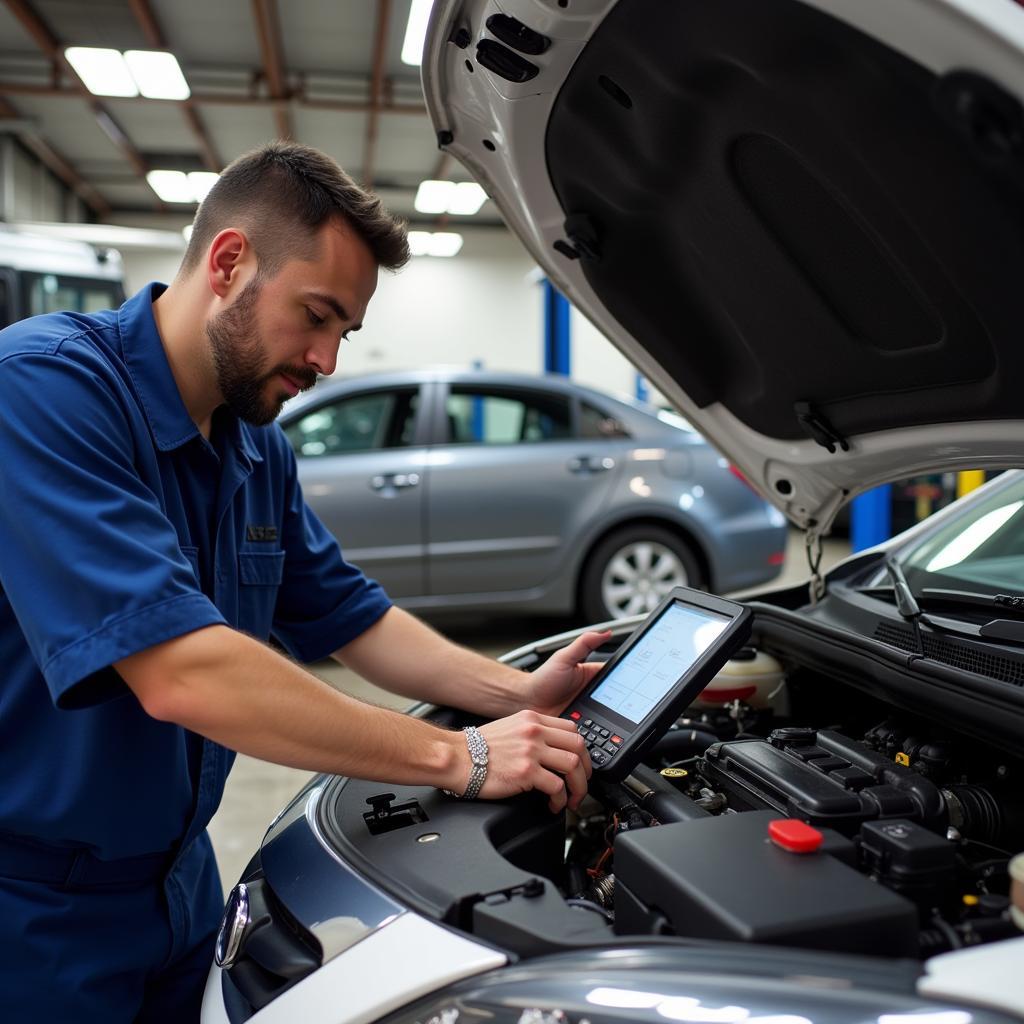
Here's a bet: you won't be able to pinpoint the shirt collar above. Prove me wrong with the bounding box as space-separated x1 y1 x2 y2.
118 282 263 464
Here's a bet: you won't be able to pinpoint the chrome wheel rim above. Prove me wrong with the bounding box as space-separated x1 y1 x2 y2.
600 540 689 617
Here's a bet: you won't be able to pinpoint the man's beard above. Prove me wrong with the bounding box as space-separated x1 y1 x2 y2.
206 277 318 427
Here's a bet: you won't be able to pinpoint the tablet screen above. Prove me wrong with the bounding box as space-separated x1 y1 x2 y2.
588 601 731 725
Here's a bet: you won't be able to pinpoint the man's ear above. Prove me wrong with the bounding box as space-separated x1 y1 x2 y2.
206 228 250 299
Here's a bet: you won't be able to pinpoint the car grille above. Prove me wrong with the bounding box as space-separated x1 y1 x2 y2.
874 622 1024 686
219 871 321 1023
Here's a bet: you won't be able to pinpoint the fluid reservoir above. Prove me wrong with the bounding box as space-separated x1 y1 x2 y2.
692 649 785 710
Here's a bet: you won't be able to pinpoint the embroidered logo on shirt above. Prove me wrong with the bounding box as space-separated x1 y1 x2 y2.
246 525 279 542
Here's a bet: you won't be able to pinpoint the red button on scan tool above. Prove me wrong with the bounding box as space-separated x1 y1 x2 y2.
768 818 823 854
569 710 581 721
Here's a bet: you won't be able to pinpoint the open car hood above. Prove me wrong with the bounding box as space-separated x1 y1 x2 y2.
423 0 1024 532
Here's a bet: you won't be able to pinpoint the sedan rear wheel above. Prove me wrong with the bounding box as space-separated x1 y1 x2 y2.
580 525 703 623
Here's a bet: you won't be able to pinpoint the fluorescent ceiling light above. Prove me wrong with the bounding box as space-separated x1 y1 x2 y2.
147 170 220 204
414 179 487 215
401 0 433 65
407 230 463 257
187 171 220 202
124 50 190 100
407 231 433 256
147 170 194 203
426 231 463 257
64 47 138 97
414 179 453 214
447 182 487 215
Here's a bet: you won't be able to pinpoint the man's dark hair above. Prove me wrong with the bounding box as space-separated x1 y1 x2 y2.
180 141 409 277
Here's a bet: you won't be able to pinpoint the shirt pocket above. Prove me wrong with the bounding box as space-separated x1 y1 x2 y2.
238 551 285 637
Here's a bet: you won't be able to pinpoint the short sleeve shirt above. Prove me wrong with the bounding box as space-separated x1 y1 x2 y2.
0 283 391 859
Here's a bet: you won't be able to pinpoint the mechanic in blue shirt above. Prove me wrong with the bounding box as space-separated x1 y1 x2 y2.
0 142 604 1022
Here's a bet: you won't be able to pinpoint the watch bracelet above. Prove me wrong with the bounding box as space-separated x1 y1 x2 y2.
444 725 489 799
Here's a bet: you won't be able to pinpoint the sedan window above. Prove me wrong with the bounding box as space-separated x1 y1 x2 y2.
445 388 571 444
579 400 631 439
283 389 418 457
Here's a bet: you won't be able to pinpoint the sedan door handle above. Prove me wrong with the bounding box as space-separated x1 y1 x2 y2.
370 472 421 491
567 456 615 474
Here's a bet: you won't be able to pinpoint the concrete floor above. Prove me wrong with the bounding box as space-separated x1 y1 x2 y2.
207 528 851 894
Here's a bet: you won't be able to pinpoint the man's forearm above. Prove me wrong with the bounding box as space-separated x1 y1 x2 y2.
333 607 531 718
115 624 466 789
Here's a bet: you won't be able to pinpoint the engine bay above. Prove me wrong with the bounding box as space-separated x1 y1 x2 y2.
315 606 1023 964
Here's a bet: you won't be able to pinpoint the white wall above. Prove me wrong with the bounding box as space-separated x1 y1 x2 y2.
113 223 650 398
2 139 87 224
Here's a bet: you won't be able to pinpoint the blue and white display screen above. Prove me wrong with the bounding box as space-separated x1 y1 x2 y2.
589 602 731 725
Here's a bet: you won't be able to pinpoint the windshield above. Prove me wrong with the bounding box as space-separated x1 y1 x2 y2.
897 472 1024 597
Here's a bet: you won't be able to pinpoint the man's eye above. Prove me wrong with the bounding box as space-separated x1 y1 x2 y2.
306 308 325 327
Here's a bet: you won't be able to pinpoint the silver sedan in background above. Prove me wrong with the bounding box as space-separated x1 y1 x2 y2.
279 369 788 621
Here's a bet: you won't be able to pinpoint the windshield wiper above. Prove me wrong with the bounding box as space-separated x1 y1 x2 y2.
884 558 926 654
880 561 1024 648
920 588 1024 619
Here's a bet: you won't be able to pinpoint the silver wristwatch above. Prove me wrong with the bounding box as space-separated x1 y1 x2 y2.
443 726 489 800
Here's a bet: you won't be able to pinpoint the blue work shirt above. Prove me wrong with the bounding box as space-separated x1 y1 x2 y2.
0 283 392 861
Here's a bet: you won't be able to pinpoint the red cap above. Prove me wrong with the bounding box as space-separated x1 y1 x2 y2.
768 818 823 853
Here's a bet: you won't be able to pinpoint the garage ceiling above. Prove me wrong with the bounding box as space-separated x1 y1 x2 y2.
0 0 501 228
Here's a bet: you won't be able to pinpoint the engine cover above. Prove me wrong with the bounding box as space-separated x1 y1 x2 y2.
614 810 919 955
700 728 948 836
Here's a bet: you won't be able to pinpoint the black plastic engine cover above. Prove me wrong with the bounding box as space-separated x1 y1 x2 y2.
615 810 918 955
701 729 948 836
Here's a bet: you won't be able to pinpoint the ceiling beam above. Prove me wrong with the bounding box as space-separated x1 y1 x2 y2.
251 0 293 140
0 80 426 116
127 0 222 172
2 0 160 208
0 95 111 217
362 0 392 187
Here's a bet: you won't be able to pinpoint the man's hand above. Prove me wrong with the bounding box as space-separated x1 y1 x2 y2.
523 629 612 716
449 711 591 813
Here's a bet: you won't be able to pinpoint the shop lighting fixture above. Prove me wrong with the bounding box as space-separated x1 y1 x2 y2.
124 50 191 99
407 231 464 257
414 180 487 215
402 0 433 65
187 171 220 202
447 182 488 214
64 47 138 97
64 46 190 100
146 170 220 204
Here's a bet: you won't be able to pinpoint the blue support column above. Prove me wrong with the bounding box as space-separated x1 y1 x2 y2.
850 484 893 552
543 280 571 375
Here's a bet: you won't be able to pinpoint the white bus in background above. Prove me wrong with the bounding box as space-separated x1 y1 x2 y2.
0 226 125 329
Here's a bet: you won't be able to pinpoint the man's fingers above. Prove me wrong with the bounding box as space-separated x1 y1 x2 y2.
533 767 568 813
550 629 611 668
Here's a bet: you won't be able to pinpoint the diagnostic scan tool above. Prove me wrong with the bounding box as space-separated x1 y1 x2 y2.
562 588 752 780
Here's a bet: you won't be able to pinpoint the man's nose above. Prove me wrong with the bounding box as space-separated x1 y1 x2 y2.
305 337 340 377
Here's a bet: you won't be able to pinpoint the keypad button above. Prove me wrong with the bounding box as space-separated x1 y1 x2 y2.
610 735 622 745
603 740 618 753
598 727 609 738
583 719 594 728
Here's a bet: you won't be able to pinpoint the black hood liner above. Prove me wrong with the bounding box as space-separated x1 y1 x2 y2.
546 0 1024 442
